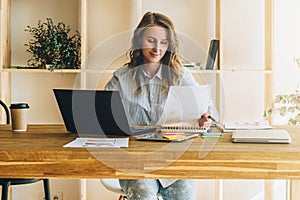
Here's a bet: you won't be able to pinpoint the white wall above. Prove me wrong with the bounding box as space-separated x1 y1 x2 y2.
274 0 300 95
220 0 264 69
219 0 265 122
220 72 265 122
12 179 81 200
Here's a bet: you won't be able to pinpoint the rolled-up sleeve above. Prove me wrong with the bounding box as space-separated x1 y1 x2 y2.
105 73 120 91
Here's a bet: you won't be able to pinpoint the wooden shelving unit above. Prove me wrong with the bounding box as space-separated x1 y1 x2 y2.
0 0 220 120
0 0 274 124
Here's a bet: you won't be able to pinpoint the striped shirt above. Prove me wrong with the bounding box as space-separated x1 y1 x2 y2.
105 64 204 126
105 64 215 188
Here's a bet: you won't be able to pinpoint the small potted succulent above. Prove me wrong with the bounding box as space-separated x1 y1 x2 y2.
24 18 81 71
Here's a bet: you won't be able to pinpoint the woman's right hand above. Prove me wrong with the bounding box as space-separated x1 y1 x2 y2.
198 111 212 128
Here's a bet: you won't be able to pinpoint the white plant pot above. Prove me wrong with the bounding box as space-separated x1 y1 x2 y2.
45 64 52 69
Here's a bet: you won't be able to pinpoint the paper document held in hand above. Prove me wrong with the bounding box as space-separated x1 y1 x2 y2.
157 84 211 127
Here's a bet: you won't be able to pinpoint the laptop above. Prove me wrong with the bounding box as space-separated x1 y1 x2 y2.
232 129 291 144
53 89 156 136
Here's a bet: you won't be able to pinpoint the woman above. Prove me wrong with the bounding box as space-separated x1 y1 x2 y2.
105 11 213 200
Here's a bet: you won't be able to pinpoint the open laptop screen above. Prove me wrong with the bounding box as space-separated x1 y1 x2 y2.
53 89 138 136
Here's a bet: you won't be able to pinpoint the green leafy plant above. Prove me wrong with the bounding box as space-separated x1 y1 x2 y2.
24 18 81 71
265 92 300 125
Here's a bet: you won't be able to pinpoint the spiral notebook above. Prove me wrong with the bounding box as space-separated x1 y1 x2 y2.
135 125 207 142
160 125 207 133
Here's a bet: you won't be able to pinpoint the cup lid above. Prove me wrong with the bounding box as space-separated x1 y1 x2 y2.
10 103 30 109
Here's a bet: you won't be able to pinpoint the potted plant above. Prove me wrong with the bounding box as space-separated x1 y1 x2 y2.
24 18 81 71
265 91 300 125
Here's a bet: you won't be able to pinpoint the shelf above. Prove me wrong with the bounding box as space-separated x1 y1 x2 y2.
219 69 273 74
1 68 272 75
190 68 220 74
1 68 82 73
2 68 218 74
190 69 272 74
0 68 116 74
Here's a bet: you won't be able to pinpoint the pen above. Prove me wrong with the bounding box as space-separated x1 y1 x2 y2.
208 115 216 122
208 116 224 131
84 139 116 147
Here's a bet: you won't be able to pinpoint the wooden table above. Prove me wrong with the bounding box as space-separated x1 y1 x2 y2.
0 124 300 180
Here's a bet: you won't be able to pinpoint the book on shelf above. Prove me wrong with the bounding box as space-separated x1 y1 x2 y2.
206 39 219 70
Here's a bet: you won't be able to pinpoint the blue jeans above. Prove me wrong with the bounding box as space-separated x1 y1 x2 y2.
119 179 196 200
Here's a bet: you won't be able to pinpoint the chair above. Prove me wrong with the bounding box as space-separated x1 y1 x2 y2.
0 179 50 200
100 179 127 200
0 100 51 200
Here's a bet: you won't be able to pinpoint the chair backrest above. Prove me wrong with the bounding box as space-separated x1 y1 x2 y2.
0 100 10 124
100 179 124 195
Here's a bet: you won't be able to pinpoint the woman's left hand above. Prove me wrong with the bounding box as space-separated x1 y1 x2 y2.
198 111 212 128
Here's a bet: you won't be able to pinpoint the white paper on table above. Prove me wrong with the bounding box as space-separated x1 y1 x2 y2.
157 84 211 126
223 120 273 130
63 137 129 148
